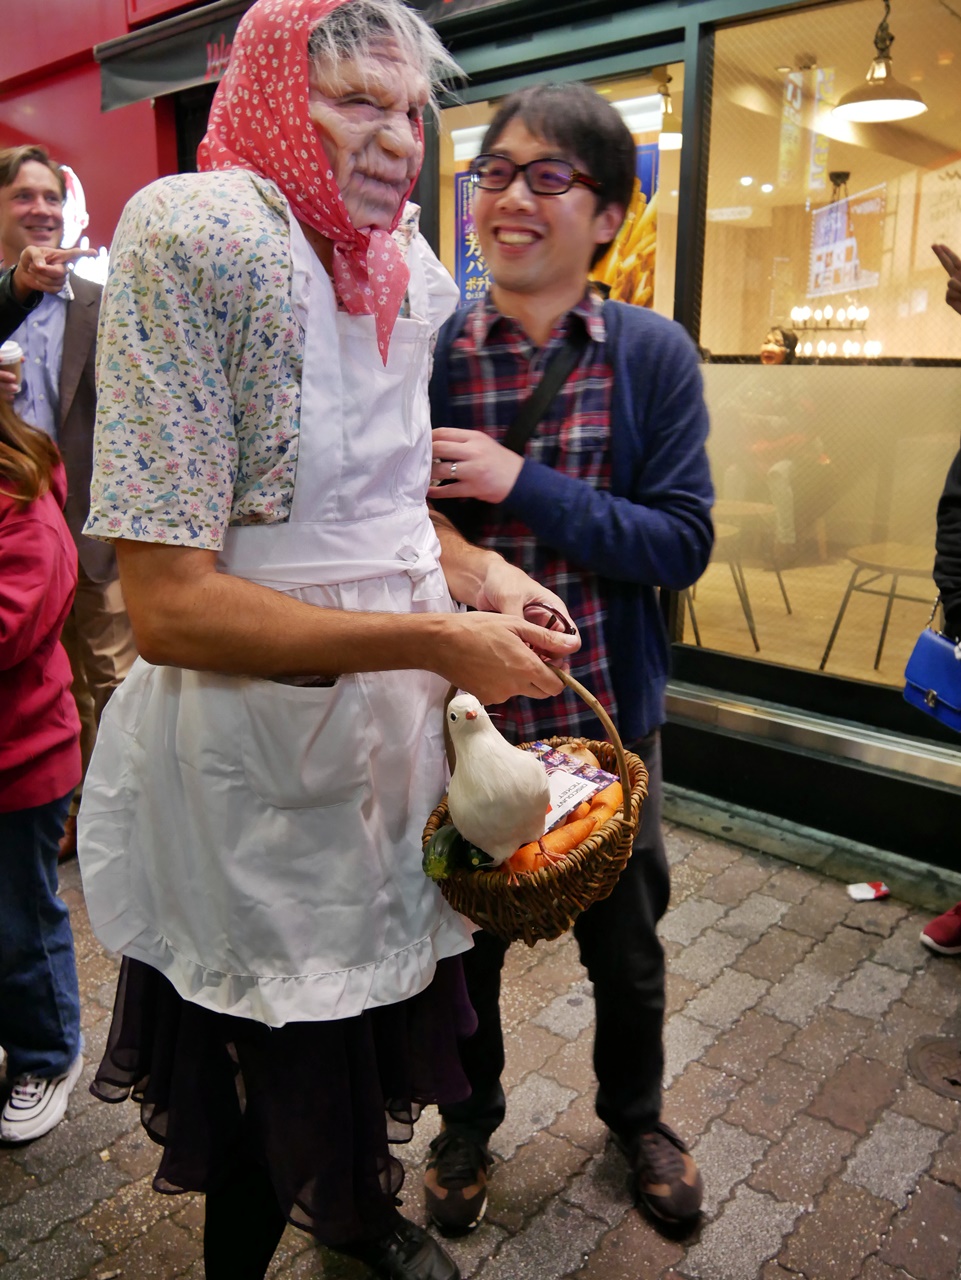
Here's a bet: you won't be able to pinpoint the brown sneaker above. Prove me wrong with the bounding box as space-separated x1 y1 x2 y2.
424 1129 491 1235
58 814 77 863
628 1124 703 1225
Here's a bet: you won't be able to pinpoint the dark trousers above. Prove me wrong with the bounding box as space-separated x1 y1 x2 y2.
440 730 670 1146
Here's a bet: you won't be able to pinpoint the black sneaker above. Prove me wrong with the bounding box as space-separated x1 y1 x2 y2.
623 1123 703 1225
424 1128 491 1235
339 1216 460 1280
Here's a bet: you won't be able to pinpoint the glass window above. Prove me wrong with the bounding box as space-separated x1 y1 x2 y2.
437 64 685 319
692 0 961 689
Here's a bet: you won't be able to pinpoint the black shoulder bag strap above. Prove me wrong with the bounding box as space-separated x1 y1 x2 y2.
502 324 591 455
442 324 590 543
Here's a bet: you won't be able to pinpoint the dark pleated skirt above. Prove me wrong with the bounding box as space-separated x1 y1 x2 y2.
91 955 476 1245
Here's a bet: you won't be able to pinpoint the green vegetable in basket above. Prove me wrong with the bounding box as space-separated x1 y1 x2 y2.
422 824 494 881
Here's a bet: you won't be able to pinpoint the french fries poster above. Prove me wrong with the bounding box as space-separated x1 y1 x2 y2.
454 143 659 309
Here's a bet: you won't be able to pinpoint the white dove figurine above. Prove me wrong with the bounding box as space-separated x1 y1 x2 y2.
446 693 551 865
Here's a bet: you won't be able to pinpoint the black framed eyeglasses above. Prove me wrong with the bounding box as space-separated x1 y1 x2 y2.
469 153 603 197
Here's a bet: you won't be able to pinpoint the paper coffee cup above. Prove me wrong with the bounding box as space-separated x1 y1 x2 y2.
0 340 23 392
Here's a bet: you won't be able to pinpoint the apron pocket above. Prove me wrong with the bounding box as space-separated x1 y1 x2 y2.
240 676 367 810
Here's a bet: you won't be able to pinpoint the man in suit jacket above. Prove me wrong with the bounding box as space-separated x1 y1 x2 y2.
0 145 135 856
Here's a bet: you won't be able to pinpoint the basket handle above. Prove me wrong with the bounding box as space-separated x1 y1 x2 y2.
442 670 632 825
553 668 632 824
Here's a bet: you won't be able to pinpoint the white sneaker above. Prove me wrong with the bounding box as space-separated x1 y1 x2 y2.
1 1054 83 1142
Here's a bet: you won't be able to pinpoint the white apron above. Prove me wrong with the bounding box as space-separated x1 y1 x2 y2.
78 216 472 1028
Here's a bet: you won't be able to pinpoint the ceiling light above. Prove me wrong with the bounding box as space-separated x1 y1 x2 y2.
761 183 774 193
833 0 927 123
657 74 683 152
740 176 754 186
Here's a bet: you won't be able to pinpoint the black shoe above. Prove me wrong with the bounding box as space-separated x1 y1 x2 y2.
340 1217 460 1280
424 1128 491 1235
616 1123 703 1226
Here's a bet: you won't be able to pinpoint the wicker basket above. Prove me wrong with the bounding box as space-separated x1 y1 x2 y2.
422 670 648 946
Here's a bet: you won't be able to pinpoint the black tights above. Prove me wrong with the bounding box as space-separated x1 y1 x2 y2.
203 1163 288 1280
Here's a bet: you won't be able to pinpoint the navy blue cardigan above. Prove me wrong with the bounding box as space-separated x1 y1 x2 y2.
430 299 714 742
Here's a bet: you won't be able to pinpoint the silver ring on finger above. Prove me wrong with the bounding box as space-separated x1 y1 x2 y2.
450 461 457 477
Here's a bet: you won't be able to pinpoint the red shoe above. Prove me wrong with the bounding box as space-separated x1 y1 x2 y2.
920 902 961 955
58 815 77 863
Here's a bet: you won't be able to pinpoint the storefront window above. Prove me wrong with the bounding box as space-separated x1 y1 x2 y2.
694 0 961 688
437 64 684 319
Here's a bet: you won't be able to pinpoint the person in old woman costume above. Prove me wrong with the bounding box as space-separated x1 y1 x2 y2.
77 3 579 1277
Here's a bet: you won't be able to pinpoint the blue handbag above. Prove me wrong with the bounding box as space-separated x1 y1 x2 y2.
903 598 961 733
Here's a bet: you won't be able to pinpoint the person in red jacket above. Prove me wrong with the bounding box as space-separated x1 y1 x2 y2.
0 397 83 1141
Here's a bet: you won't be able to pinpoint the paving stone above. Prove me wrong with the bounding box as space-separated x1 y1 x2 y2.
684 840 742 877
702 859 775 907
662 1063 743 1138
857 1256 922 1280
539 1026 595 1095
734 929 816 984
721 1058 820 1142
569 1201 686 1279
0 1151 127 1257
0 1221 104 1280
779 884 853 941
682 1185 802 1279
779 1182 896 1280
871 915 932 972
89 1216 198 1280
16 1095 139 1184
842 1112 943 1205
438 1221 511 1280
667 928 749 986
531 980 595 1042
929 1127 961 1190
500 971 558 1033
858 1001 945 1070
878 1177 961 1280
660 898 728 947
563 1144 633 1228
702 1010 797 1083
529 945 589 994
805 925 879 977
503 1023 564 1088
843 899 909 937
764 867 818 905
662 1014 720 1089
485 1129 590 1234
902 966 961 1018
0 1156 39 1209
667 859 714 904
832 962 912 1019
780 1005 872 1075
748 1114 858 1204
892 1079 961 1133
759 963 844 1028
79 1173 180 1252
546 1091 608 1161
472 1199 608 1280
666 971 700 1016
688 1119 769 1216
489 1072 577 1161
806 1055 904 1135
684 970 770 1032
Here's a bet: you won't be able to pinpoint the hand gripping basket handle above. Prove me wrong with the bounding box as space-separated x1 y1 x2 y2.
443 667 632 826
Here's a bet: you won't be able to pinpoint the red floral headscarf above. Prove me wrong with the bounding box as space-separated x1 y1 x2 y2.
198 0 423 363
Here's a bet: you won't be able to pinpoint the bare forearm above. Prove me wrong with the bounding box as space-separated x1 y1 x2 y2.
431 507 500 607
116 539 579 704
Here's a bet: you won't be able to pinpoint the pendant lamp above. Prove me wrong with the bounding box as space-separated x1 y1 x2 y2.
658 75 683 151
833 0 927 123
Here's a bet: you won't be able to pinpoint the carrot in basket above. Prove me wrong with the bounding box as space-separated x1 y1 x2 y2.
502 815 597 877
569 800 592 822
589 781 623 813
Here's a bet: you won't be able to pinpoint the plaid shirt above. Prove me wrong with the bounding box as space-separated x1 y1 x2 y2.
445 290 618 746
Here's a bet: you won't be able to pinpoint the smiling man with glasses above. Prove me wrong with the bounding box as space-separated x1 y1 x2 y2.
426 81 714 1241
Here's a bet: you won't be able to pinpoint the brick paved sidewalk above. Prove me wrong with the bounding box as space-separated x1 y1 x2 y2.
3 793 961 1280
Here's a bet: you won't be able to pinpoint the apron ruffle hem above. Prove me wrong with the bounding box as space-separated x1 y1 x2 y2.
91 954 476 1245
